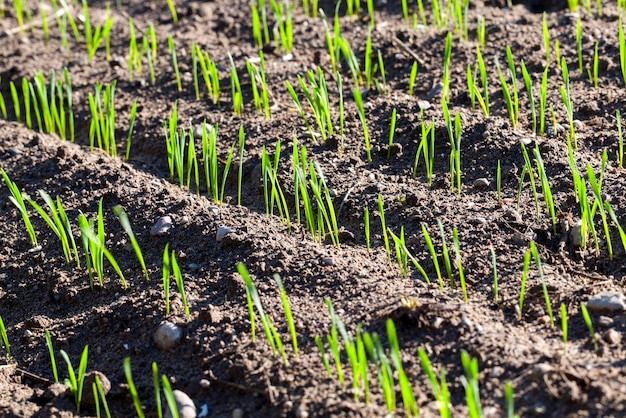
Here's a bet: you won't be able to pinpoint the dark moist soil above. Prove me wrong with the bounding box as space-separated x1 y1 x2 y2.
1 0 626 416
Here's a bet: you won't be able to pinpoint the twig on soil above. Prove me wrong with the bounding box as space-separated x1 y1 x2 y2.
208 370 267 396
392 36 426 68
337 176 364 218
1 8 68 38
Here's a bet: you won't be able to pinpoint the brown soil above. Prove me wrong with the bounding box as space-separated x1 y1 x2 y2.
1 0 626 417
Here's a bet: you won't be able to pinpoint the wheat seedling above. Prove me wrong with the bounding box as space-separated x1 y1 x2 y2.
0 315 9 358
1 169 38 247
60 345 89 413
580 302 598 351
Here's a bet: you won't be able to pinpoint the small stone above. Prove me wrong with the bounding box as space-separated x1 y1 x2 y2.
417 100 431 110
216 226 233 242
232 408 244 418
520 137 534 146
193 123 213 139
188 263 200 270
504 209 522 223
295 406 309 418
154 322 183 351
598 316 614 328
586 292 626 314
165 390 197 418
473 178 490 188
81 371 111 408
199 379 211 390
282 53 293 61
603 329 621 345
569 220 584 248
573 119 585 130
322 257 334 266
151 216 173 236
329 188 338 197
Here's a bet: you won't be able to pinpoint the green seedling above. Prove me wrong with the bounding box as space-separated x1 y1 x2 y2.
496 160 502 202
422 223 444 289
387 108 397 158
580 302 598 351
77 199 127 289
605 201 626 252
460 350 483 418
587 161 613 260
273 274 298 355
387 320 418 416
151 363 162 418
113 205 148 281
290 68 334 141
533 146 557 233
353 88 371 162
28 190 79 265
467 64 475 110
162 375 179 418
125 99 138 160
418 348 451 418
325 299 362 396
237 126 245 205
238 263 287 363
530 241 554 327
377 195 391 263
93 374 112 418
168 36 182 92
476 16 485 48
494 56 517 129
520 60 537 134
408 61 418 96
505 381 519 418
490 242 498 303
576 17 583 72
518 143 540 216
542 13 550 67
88 81 117 156
620 17 626 86
246 52 271 119
82 0 113 60
363 331 395 411
45 330 58 383
388 229 430 283
168 248 190 319
442 32 452 102
560 303 568 354
194 44 220 105
60 345 89 413
0 315 9 358
123 358 146 418
364 207 371 252
617 110 624 169
228 54 243 114
453 227 467 302
413 116 435 184
442 99 462 194
166 0 178 22
0 77 6 119
560 58 576 148
518 248 532 317
474 46 490 116
261 144 291 229
438 220 454 287
539 66 548 136
591 41 599 88
1 169 38 247
162 244 172 315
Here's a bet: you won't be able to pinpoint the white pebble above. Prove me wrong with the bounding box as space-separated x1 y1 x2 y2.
154 321 183 351
216 226 233 242
165 390 197 418
151 216 173 236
